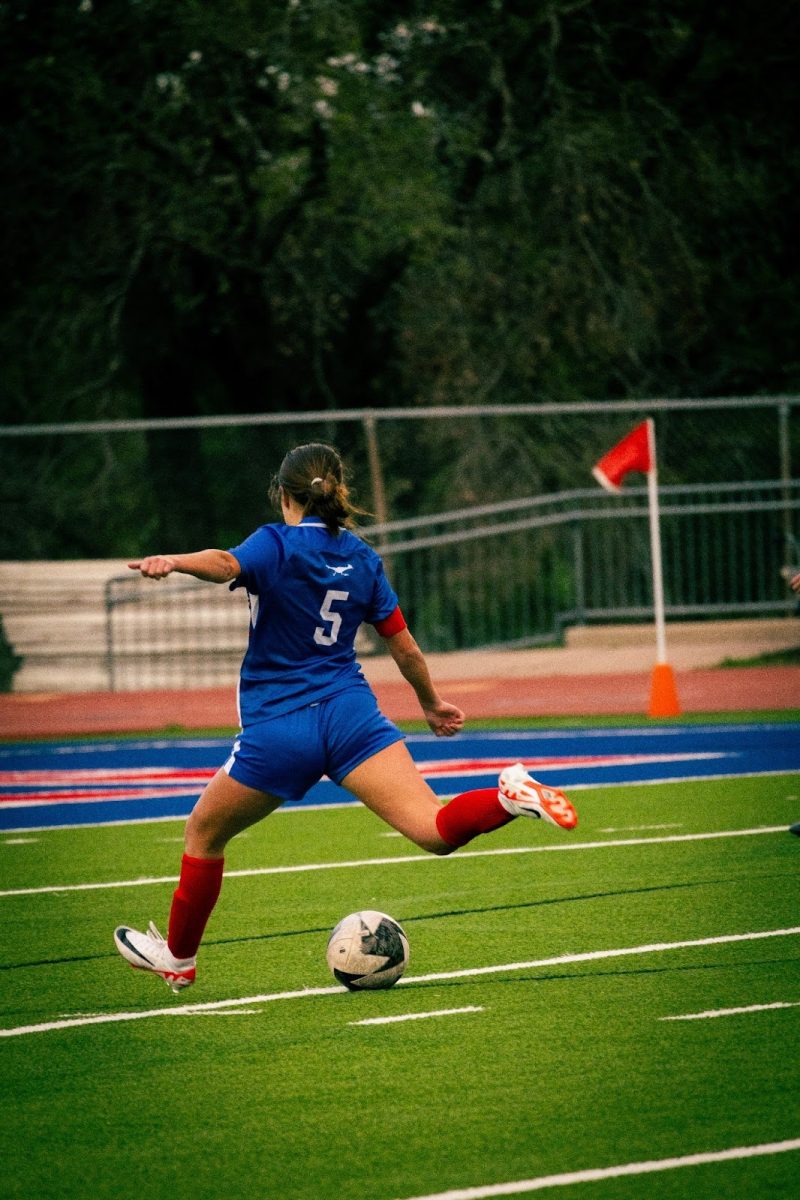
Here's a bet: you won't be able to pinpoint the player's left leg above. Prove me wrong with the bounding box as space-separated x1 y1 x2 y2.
184 765 284 857
168 767 283 956
114 769 283 991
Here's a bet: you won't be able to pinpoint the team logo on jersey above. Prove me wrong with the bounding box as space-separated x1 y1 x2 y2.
325 562 354 576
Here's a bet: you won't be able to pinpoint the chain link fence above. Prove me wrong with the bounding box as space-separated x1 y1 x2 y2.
2 398 798 561
75 396 800 689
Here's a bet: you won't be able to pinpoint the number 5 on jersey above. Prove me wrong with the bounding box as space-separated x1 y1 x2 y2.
314 589 349 646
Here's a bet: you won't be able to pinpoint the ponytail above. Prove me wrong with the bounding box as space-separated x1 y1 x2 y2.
270 443 367 535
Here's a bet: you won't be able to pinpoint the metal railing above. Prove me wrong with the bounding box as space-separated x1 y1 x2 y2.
3 395 798 534
104 478 799 688
375 479 799 650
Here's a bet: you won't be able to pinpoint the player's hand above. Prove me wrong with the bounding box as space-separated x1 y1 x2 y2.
423 700 465 738
791 572 800 594
128 556 178 580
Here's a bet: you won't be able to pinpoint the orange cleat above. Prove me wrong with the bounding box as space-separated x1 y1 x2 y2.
498 763 578 830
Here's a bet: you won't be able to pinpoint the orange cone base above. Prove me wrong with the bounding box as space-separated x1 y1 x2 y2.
649 663 681 717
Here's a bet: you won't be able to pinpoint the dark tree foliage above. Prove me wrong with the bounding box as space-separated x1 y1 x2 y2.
1 0 798 555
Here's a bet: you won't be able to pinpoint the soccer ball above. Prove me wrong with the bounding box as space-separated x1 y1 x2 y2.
326 910 409 991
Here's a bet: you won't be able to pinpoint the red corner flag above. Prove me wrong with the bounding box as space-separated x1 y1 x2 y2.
591 417 681 717
592 420 652 493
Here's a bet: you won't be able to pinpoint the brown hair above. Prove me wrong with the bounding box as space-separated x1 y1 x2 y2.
270 443 366 535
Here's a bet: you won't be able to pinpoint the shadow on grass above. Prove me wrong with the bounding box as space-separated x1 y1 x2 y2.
4 870 797 971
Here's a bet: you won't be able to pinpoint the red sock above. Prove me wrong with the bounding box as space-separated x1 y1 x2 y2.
435 787 514 849
167 854 224 959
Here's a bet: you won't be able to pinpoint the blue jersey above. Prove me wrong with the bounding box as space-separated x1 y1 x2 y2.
228 518 399 724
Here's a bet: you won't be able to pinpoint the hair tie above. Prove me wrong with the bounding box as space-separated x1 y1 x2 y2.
311 477 324 486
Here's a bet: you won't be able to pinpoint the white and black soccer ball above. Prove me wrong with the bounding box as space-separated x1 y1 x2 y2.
326 910 409 991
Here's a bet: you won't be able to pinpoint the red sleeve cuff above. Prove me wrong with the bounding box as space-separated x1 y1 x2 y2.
372 604 407 638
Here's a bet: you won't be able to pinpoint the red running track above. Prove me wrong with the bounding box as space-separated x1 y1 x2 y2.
0 667 797 739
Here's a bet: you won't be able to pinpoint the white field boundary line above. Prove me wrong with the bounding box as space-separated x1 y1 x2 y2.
0 801 363 834
660 1000 800 1022
350 1006 484 1027
1 767 798 834
405 724 800 742
393 1138 800 1200
0 739 234 758
5 722 799 756
2 926 799 1039
0 824 787 900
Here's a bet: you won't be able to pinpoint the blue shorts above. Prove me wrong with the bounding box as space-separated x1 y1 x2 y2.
223 685 404 803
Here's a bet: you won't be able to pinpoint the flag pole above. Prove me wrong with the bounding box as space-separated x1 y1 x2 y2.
646 418 667 663
645 418 680 715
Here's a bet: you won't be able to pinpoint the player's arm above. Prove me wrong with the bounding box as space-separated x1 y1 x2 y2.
381 622 465 738
128 550 241 584
791 572 800 594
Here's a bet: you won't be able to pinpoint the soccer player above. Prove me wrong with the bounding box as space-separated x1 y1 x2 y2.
114 443 577 992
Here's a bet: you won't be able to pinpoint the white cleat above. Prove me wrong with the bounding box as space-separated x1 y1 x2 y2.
498 763 578 830
114 921 196 993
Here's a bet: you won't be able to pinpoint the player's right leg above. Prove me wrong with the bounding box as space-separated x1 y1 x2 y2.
341 740 454 853
341 744 577 853
497 763 578 829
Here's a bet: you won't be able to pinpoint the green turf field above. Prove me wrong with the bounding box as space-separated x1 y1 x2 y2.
2 773 800 1199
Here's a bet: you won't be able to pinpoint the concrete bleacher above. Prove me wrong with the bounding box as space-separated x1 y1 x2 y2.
0 560 374 692
0 560 123 692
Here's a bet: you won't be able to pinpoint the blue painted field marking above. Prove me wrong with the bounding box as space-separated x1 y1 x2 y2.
1 723 798 832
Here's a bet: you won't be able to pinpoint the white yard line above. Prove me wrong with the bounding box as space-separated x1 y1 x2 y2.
350 1006 484 1027
2 925 799 1039
389 927 800 987
0 985 343 1038
182 1008 264 1017
393 1138 800 1199
660 1000 800 1022
0 825 786 899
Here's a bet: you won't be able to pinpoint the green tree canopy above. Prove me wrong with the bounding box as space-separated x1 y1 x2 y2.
1 1 798 554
